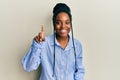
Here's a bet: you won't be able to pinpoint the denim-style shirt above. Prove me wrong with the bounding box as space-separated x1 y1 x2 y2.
22 34 85 80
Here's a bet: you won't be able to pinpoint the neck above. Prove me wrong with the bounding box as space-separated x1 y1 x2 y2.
56 34 69 49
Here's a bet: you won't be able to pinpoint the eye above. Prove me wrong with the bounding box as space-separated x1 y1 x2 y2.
55 21 61 25
66 21 71 25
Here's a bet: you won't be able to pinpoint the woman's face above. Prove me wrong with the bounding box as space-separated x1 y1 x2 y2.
54 12 71 38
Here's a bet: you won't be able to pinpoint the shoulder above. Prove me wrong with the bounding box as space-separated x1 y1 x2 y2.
44 34 54 45
73 38 83 53
73 38 82 48
45 34 54 42
73 38 83 56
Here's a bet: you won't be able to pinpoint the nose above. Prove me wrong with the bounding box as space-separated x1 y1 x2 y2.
61 22 66 28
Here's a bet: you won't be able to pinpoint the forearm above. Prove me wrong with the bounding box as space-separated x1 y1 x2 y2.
74 64 85 80
22 40 42 72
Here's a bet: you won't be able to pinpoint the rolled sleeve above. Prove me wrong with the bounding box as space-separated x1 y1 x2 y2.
22 40 43 72
74 57 85 80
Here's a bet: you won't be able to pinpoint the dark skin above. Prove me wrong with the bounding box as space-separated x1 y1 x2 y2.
34 12 71 48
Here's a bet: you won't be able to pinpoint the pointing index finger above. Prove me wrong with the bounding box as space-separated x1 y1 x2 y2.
41 25 44 33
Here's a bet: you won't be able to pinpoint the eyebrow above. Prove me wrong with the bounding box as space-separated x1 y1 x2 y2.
55 19 70 22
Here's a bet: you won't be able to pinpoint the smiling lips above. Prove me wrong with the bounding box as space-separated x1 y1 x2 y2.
60 29 67 33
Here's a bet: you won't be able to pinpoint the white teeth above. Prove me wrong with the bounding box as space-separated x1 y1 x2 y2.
61 29 67 33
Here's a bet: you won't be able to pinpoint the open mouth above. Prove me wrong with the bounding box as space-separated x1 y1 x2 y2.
60 29 67 33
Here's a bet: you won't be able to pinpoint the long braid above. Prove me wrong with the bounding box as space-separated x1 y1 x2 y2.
71 23 78 72
52 29 56 77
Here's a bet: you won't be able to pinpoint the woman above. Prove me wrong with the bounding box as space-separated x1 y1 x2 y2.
22 3 85 80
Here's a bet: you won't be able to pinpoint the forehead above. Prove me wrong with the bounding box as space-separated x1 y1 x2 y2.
56 12 70 21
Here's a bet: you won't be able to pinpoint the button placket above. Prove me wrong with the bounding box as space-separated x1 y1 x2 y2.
61 50 69 80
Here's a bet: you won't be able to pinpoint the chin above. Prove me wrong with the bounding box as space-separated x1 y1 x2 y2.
56 32 69 37
60 33 68 37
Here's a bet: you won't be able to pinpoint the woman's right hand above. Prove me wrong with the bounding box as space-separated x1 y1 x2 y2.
34 25 45 43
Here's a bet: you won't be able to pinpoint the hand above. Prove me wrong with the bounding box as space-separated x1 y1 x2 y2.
34 25 45 43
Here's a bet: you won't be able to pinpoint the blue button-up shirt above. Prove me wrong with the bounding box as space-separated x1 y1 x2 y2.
22 34 85 80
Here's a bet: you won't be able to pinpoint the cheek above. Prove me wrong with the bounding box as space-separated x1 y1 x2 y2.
68 28 71 32
68 26 71 33
68 25 71 30
67 23 71 28
69 25 71 28
54 24 71 32
54 25 60 30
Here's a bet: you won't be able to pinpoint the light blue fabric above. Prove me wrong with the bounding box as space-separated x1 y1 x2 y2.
22 34 85 80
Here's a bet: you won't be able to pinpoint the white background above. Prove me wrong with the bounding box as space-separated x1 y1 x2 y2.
0 0 120 80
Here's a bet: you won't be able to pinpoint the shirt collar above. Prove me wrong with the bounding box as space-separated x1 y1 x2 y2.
47 33 74 51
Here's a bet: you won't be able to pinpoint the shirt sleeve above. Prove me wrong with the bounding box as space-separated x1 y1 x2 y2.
74 41 85 80
22 40 43 72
